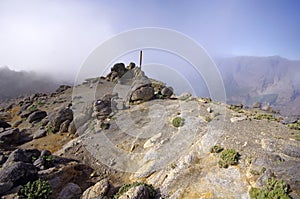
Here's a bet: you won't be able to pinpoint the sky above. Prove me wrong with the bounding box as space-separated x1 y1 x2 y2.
0 0 300 82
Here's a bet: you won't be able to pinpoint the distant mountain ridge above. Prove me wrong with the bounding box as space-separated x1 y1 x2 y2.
0 66 63 101
217 56 300 116
1 56 300 116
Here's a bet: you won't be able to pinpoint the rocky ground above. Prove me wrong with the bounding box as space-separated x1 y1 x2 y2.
0 62 299 199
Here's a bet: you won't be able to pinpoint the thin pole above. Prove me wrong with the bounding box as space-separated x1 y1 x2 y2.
139 50 143 68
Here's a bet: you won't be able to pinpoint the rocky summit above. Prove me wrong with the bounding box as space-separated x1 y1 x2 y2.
0 62 299 199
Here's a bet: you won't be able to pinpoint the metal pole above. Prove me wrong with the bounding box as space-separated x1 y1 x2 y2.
139 50 143 68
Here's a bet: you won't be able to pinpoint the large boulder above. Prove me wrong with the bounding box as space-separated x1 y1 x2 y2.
81 178 109 199
57 182 82 199
68 121 77 134
127 70 154 103
161 86 174 98
33 129 47 139
24 102 34 109
0 119 11 131
48 107 73 133
27 110 47 123
19 109 36 118
0 162 38 195
56 85 71 93
0 128 20 145
127 62 136 70
274 160 300 192
112 63 127 76
18 102 33 115
131 86 154 102
106 63 127 82
3 148 41 167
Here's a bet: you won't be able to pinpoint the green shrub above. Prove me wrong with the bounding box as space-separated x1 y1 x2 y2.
170 162 177 169
28 104 38 112
154 92 164 99
100 122 110 130
249 178 290 199
287 123 300 130
18 179 52 199
205 116 212 122
228 104 243 112
210 145 224 153
46 125 54 134
293 132 300 141
253 114 275 121
113 182 156 199
37 101 46 107
218 149 239 168
172 117 184 127
42 155 54 169
250 169 260 175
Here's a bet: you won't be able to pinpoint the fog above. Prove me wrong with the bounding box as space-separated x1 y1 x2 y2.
1 0 300 83
0 66 66 101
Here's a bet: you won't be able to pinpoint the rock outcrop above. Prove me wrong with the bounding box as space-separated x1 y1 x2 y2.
27 110 47 123
126 68 155 103
47 106 73 133
57 182 82 199
81 178 109 199
0 162 38 195
0 128 21 145
106 63 127 82
56 85 71 94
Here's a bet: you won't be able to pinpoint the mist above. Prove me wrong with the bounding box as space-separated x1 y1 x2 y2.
1 0 300 83
0 66 72 101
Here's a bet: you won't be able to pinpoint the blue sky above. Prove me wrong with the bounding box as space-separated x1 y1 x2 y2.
0 0 299 80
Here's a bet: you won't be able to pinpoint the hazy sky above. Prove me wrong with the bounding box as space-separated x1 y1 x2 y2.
0 0 300 81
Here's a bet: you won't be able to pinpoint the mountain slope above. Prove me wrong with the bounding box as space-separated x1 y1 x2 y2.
0 63 299 199
217 56 300 116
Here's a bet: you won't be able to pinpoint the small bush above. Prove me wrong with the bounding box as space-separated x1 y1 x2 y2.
18 179 52 199
46 125 55 134
205 116 212 122
210 145 224 153
170 163 177 169
42 155 54 169
228 104 243 112
154 92 164 99
287 123 300 130
100 122 110 130
113 182 156 199
37 101 46 107
249 178 290 199
293 132 300 141
172 117 184 127
250 169 260 175
253 114 275 121
218 149 239 168
28 104 38 112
